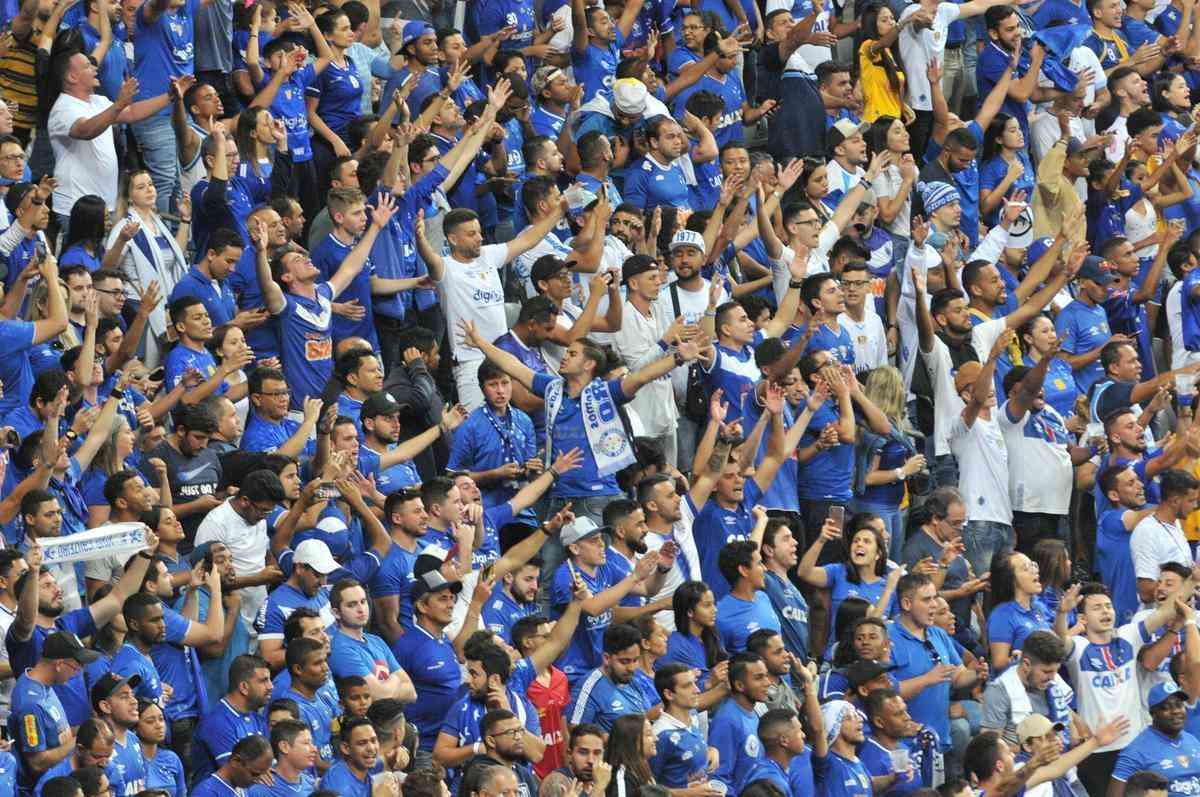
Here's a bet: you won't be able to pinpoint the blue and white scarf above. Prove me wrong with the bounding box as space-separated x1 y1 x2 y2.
544 377 634 477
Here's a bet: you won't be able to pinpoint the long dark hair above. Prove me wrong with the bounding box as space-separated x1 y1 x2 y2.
987 547 1020 613
860 4 904 95
63 195 108 257
981 112 1016 163
605 714 653 789
1031 539 1070 591
844 513 888 583
671 582 727 668
866 115 902 156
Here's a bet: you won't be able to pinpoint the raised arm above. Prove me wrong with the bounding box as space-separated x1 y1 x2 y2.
458 320 536 389
328 195 395 298
249 219 286 315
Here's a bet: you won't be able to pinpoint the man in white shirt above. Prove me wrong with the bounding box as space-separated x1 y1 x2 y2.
195 470 287 633
417 201 568 411
837 261 887 372
48 58 175 229
1129 470 1199 606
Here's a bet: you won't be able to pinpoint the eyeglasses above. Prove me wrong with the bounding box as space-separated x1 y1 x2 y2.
256 389 291 397
95 287 124 296
491 727 524 739
840 279 871 288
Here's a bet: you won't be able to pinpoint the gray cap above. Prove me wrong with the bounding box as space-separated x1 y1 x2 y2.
561 517 605 547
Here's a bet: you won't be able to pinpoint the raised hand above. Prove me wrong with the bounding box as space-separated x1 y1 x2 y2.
370 193 397 228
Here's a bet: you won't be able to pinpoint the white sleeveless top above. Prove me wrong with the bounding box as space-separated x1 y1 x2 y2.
1125 198 1158 260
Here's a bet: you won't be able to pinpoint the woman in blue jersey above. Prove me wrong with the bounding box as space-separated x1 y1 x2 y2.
797 513 898 656
660 582 727 695
307 10 364 174
234 109 278 199
1013 314 1080 421
137 699 186 797
1152 73 1192 142
79 418 144 528
985 548 1054 673
851 366 926 560
979 113 1035 227
60 196 139 274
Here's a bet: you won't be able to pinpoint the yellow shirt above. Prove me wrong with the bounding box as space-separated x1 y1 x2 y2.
859 39 906 123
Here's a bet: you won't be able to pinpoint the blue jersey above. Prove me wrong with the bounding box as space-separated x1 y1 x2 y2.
148 605 208 722
279 283 335 408
368 543 420 631
318 760 371 797
311 233 378 348
170 266 237 328
701 332 764 423
240 412 313 458
649 713 708 787
530 104 566 139
674 72 745 147
0 321 37 420
530 374 629 499
860 738 921 797
357 444 420 496
307 59 364 138
107 731 148 797
888 623 961 750
798 403 854 501
192 774 243 797
806 323 855 367
692 479 765 600
1055 300 1112 395
163 341 223 395
823 563 896 650
284 685 341 766
255 583 336 643
192 698 268 782
660 632 712 690
716 592 782 652
249 770 317 797
391 625 463 751
133 0 196 105
550 560 614 684
567 669 650 731
80 20 129 101
624 155 691 211
6 607 96 726
762 570 810 661
572 33 622 103
260 64 318 161
329 628 400 681
976 41 1034 143
1113 726 1200 797
481 586 538 643
1097 507 1142 625
9 674 71 792
986 598 1054 668
1184 270 1200 351
814 750 872 797
709 698 765 792
227 245 280 359
447 405 537 510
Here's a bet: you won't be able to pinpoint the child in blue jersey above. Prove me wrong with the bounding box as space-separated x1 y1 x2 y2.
249 193 394 410
247 718 318 797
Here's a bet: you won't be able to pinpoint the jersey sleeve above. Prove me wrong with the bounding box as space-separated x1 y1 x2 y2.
163 607 192 645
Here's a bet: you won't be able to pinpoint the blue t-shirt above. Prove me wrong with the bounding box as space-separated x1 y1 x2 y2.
163 341 223 395
814 750 873 797
481 585 538 643
692 479 765 600
763 570 810 661
674 71 745 147
283 685 341 766
530 374 629 499
709 698 764 793
0 321 37 420
133 0 197 105
391 625 463 751
551 560 615 684
9 674 71 792
572 32 622 103
368 543 420 631
622 155 692 211
311 232 378 348
823 563 895 651
702 332 764 423
279 283 335 407
193 774 243 797
1055 300 1112 395
318 760 370 797
248 770 316 797
1097 506 1142 625
170 266 237 328
986 598 1054 669
307 59 364 138
798 403 854 501
567 669 649 731
255 583 336 642
144 747 186 797
328 628 401 681
975 40 1034 142
192 698 268 783
1113 727 1200 797
888 623 961 750
660 632 712 690
716 592 782 652
240 412 314 458
227 245 280 359
447 405 537 510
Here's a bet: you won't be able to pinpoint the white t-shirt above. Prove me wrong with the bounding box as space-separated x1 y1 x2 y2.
438 244 510 362
899 2 963 111
644 497 702 632
998 402 1073 515
769 223 839 302
0 603 14 719
921 317 1007 456
838 309 888 373
1130 514 1195 580
195 498 270 631
612 298 676 437
661 278 726 404
950 411 1012 524
48 92 120 209
872 165 912 237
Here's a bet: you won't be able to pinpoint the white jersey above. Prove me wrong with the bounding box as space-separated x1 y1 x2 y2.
437 244 510 363
1065 623 1153 752
644 496 702 632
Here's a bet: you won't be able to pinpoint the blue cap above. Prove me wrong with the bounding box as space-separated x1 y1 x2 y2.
401 20 434 50
1149 681 1184 710
1078 255 1114 286
1026 236 1056 268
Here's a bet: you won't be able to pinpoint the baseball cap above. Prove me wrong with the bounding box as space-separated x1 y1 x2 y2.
1149 681 1185 710
410 568 463 603
1077 255 1114 285
1015 715 1065 743
611 78 648 117
1066 137 1104 157
4 182 35 216
669 229 706 256
401 20 434 50
844 660 898 688
828 119 869 148
361 391 403 419
1025 236 1055 268
43 631 101 664
954 361 983 394
293 539 340 575
531 255 570 287
622 254 658 284
91 672 142 710
561 516 605 547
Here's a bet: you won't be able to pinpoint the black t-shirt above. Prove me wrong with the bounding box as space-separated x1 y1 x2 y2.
142 439 223 541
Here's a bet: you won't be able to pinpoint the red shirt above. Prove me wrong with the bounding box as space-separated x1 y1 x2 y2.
526 666 570 779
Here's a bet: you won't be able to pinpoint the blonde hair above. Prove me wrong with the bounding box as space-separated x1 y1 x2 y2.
862 365 909 430
30 278 79 349
93 415 133 477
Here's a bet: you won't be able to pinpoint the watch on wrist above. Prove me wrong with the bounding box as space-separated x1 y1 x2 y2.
788 279 803 289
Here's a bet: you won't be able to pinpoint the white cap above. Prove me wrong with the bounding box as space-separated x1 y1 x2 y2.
561 517 605 547
293 539 340 575
670 229 706 256
611 78 648 116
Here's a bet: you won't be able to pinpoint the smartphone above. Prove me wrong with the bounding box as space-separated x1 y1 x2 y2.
566 559 579 583
481 562 496 583
828 505 845 533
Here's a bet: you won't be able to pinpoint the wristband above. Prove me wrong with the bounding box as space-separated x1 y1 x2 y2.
473 742 482 755
788 279 803 289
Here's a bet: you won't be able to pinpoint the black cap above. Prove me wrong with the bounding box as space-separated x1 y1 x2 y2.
360 391 403 419
530 255 569 288
622 254 658 284
410 567 463 603
90 672 142 710
844 659 898 688
4 182 35 216
43 631 101 665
